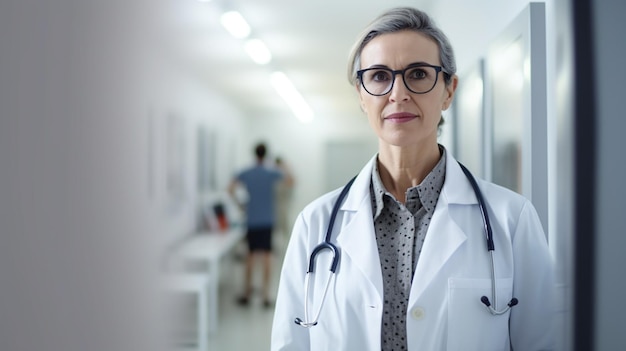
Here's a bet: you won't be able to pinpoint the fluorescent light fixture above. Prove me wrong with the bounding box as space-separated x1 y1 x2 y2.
244 39 272 65
270 72 314 123
220 11 251 39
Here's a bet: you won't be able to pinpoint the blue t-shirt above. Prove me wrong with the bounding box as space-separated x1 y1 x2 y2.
236 165 284 229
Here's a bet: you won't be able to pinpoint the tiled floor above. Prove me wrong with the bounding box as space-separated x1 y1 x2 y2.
208 253 280 350
172 235 288 351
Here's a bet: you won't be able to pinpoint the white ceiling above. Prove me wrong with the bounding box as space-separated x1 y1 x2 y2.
166 0 538 124
170 0 435 122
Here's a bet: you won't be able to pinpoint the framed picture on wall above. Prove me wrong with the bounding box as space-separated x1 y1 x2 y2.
453 59 486 178
197 125 216 195
165 112 187 212
486 2 548 228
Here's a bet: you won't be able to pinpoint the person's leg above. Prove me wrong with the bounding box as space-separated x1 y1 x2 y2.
237 251 257 305
258 227 273 306
238 230 256 305
261 251 272 305
244 252 254 295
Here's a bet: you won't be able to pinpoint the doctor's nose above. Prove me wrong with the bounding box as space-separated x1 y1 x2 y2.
388 74 411 102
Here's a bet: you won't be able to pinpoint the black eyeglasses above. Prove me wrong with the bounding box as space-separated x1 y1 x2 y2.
356 63 445 96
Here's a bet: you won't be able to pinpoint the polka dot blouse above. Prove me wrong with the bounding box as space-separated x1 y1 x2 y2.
370 148 446 351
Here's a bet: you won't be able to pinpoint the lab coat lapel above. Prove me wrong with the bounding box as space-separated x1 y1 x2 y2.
336 157 384 301
409 156 476 303
410 199 466 302
336 200 383 299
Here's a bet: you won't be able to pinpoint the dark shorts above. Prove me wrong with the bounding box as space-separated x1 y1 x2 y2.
246 227 273 252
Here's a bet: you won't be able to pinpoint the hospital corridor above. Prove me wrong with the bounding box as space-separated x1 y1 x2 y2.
169 237 285 351
208 254 279 350
1 0 626 350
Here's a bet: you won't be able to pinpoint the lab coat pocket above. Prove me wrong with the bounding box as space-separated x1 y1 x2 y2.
447 278 512 351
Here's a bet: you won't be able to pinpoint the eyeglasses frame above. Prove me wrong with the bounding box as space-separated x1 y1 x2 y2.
356 63 448 96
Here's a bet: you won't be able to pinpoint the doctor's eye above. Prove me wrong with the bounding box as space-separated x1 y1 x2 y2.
365 69 393 83
405 67 429 80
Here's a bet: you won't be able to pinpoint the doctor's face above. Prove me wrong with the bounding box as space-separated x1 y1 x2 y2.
357 30 457 149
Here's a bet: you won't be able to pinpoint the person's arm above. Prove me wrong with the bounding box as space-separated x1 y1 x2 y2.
276 160 295 188
228 178 244 211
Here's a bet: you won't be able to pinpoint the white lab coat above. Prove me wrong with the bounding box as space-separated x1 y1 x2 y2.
271 154 555 351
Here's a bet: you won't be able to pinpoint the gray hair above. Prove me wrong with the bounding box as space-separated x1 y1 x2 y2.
347 7 457 87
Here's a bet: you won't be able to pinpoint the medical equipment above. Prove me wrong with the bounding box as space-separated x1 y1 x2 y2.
294 162 519 328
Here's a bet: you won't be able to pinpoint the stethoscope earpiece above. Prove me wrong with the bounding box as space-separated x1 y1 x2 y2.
481 295 519 315
294 317 317 327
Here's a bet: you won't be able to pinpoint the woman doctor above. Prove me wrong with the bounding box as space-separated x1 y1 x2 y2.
271 7 555 351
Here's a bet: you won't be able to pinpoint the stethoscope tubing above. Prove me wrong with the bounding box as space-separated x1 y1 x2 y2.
294 269 334 328
458 162 518 315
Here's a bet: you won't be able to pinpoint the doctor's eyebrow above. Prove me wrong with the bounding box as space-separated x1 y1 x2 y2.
361 61 440 70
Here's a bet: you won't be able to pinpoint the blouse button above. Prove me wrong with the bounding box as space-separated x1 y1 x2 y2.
411 306 425 320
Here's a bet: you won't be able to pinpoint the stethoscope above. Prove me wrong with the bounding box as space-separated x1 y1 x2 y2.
294 161 518 328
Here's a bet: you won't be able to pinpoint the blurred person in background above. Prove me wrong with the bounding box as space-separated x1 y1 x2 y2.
229 142 294 308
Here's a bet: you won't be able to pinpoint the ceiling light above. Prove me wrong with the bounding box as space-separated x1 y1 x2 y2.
244 39 272 65
220 11 251 39
270 72 314 123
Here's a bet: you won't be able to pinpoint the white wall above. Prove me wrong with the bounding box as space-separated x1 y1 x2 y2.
147 58 246 250
424 0 535 73
0 1 246 350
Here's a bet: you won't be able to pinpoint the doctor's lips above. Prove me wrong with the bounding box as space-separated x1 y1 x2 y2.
384 112 417 123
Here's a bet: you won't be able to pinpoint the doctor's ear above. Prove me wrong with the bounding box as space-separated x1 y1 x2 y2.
356 85 368 113
359 102 367 114
442 75 459 110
